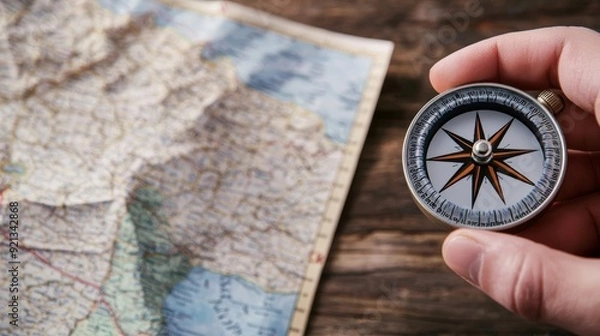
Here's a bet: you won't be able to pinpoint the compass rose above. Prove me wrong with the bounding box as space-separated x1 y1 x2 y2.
427 113 536 207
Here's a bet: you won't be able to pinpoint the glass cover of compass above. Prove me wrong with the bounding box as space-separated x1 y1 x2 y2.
403 83 567 230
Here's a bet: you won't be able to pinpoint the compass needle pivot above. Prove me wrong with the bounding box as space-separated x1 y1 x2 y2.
430 113 536 207
404 84 567 230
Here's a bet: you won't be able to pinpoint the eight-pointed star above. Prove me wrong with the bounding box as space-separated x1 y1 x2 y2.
427 113 536 208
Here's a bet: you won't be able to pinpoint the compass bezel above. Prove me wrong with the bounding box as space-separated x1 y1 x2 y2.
403 83 567 230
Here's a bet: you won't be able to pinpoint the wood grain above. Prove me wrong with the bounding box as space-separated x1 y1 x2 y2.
233 0 600 334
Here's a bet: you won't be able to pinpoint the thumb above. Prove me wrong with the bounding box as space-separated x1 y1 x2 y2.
442 229 600 335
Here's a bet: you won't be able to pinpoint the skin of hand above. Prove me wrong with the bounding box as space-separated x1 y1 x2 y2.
429 26 600 335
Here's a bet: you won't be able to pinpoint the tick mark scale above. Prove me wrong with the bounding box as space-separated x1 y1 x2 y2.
403 83 567 230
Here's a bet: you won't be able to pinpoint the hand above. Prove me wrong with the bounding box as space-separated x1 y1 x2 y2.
430 26 600 335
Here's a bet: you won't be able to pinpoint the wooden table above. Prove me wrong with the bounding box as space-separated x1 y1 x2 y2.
238 1 600 334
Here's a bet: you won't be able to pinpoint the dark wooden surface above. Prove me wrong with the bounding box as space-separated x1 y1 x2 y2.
236 1 600 334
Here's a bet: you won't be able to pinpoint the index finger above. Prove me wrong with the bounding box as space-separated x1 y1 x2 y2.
429 26 600 115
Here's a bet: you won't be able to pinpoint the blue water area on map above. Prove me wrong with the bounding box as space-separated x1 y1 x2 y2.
98 0 373 143
163 267 297 336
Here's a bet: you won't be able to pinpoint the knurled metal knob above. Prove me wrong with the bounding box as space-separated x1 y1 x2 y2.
537 90 565 115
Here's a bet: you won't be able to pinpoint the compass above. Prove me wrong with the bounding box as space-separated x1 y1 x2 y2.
403 83 567 230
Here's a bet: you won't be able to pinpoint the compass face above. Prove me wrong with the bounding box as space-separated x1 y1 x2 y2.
403 84 566 230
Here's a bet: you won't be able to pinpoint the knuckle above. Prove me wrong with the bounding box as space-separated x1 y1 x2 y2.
563 26 598 37
505 253 546 322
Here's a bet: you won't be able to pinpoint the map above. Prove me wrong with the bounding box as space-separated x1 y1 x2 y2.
0 0 392 335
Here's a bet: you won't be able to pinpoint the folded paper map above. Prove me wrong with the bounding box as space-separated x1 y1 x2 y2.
0 0 392 335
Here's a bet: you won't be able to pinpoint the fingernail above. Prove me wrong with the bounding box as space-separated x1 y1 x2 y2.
443 235 483 286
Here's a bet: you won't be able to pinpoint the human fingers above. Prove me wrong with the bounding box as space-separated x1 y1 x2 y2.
517 191 600 257
554 151 600 202
557 103 600 151
443 229 600 336
429 27 600 119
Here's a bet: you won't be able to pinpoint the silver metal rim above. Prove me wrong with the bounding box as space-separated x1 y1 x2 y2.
402 82 567 231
